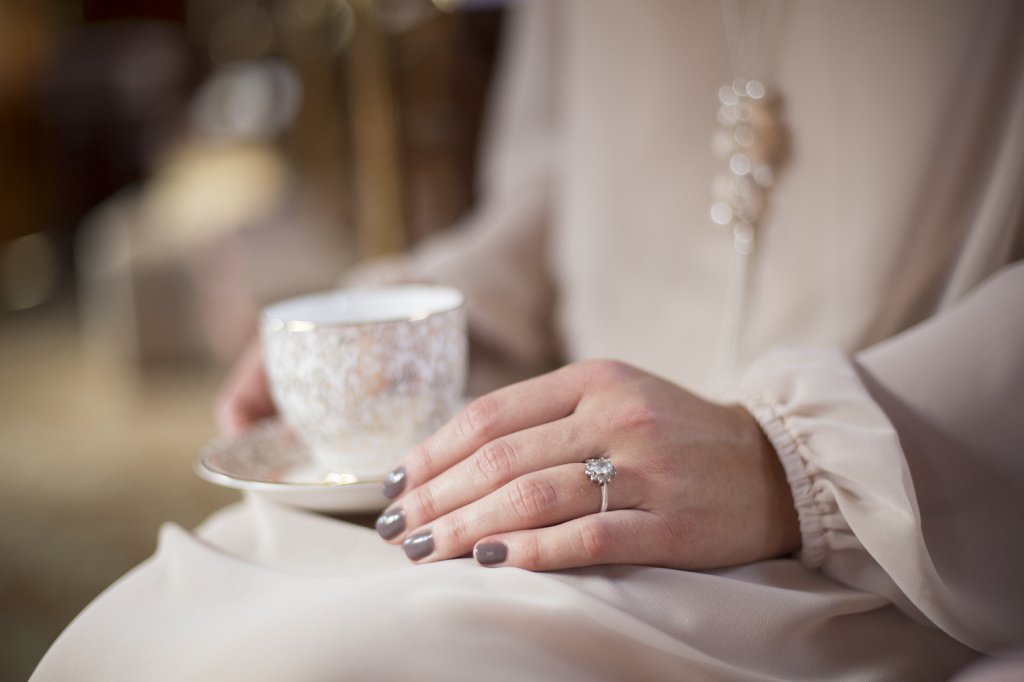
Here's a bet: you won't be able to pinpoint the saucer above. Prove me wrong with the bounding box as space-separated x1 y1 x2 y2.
196 420 389 513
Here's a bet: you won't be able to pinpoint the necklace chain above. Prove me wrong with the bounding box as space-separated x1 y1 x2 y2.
710 1 789 390
721 0 767 79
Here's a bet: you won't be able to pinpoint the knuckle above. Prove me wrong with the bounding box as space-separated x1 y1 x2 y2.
576 521 611 560
643 452 680 481
515 536 542 570
459 394 501 441
561 420 582 447
582 358 635 383
473 439 519 484
412 485 440 521
441 513 470 548
611 397 662 432
506 476 559 523
407 443 435 480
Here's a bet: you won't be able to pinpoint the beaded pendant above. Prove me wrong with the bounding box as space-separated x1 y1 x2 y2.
709 77 788 389
710 78 788 255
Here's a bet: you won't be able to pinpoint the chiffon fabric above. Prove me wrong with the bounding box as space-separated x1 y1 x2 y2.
33 1 1024 679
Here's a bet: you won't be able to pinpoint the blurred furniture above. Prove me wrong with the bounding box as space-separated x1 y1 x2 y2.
71 0 503 378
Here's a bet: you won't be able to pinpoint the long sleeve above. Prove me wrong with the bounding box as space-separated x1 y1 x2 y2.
348 1 562 392
739 261 1024 654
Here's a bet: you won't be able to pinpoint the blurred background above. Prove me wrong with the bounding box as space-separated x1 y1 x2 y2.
0 0 504 676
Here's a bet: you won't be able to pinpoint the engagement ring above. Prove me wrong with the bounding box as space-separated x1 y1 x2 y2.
584 457 616 514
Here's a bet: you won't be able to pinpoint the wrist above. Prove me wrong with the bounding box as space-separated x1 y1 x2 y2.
729 404 802 559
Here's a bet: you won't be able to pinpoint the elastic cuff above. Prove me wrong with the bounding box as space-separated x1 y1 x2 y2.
740 397 829 569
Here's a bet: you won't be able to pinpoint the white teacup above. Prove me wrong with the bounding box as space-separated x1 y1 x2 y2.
261 285 466 479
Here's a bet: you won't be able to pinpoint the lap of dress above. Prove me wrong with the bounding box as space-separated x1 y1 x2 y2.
30 494 980 682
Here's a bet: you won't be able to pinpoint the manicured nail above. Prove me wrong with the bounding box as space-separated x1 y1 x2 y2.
375 508 405 540
383 467 406 499
403 529 434 561
474 542 507 566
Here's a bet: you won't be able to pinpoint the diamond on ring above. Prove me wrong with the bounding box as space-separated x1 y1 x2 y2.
585 457 616 484
584 457 616 513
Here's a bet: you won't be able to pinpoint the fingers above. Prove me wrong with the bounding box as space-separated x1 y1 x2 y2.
388 366 588 497
384 415 600 535
216 387 275 436
390 462 644 564
474 510 670 571
215 339 277 436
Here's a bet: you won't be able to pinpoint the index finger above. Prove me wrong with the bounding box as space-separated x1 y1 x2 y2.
385 364 587 499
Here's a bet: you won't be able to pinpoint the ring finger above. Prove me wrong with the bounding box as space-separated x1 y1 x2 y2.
399 460 640 563
377 416 599 543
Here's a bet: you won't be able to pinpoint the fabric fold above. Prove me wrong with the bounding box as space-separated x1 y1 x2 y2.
738 348 955 640
737 260 1024 661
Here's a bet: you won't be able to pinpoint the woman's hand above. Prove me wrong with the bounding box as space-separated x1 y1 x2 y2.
215 337 277 436
376 359 801 571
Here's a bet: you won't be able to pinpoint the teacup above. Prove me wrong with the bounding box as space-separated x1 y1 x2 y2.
261 285 466 479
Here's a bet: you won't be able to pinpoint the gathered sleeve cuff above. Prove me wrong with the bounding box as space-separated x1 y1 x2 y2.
737 349 894 575
741 397 832 570
734 263 1024 655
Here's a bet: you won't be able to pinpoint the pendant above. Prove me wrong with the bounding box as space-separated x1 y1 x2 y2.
708 78 789 392
710 78 788 255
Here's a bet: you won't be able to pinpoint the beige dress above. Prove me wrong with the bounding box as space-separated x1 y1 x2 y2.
33 1 1024 680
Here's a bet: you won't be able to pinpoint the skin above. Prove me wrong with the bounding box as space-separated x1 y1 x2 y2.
380 359 801 570
218 351 802 571
215 338 276 437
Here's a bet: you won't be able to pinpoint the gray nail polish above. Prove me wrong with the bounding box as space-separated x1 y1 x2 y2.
403 529 434 561
383 467 406 499
474 542 507 566
375 508 405 540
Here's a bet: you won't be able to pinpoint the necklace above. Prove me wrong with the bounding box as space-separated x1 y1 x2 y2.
710 0 789 390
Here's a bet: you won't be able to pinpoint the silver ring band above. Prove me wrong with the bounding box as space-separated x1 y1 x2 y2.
584 457 616 514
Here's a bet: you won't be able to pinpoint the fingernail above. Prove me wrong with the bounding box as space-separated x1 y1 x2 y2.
403 529 434 561
474 542 507 566
375 508 406 540
383 467 406 499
